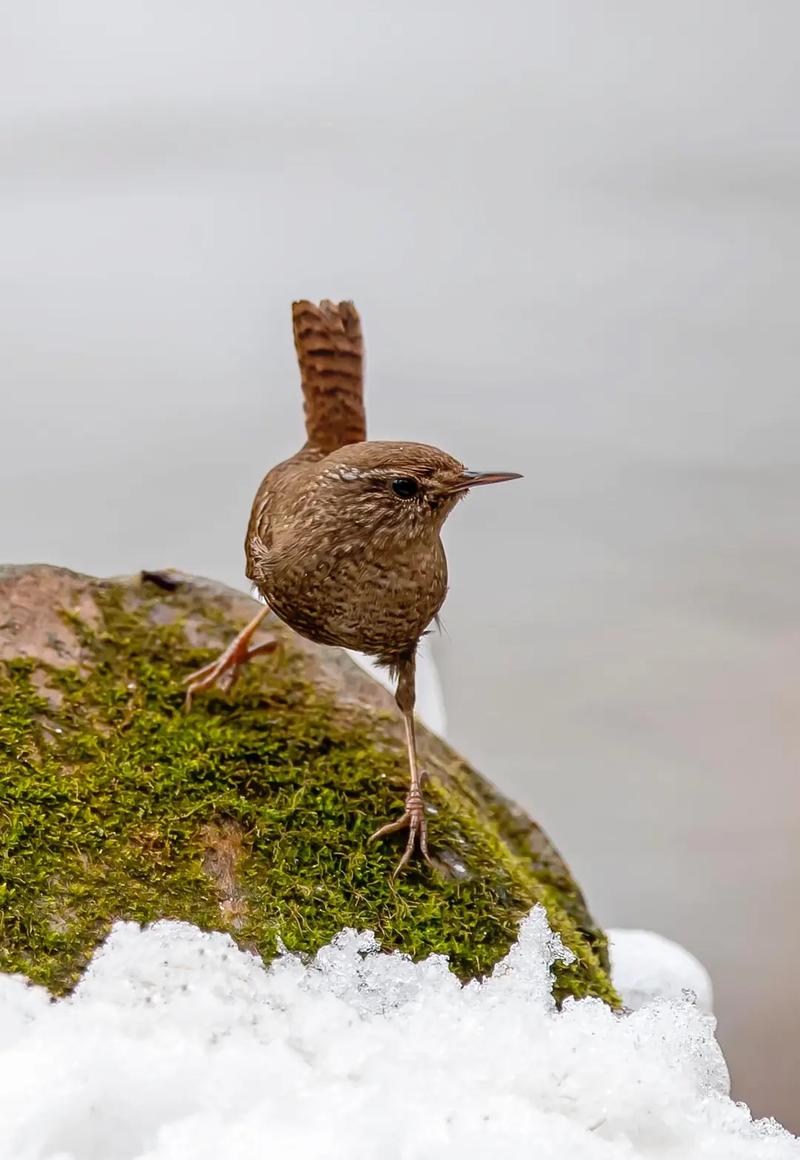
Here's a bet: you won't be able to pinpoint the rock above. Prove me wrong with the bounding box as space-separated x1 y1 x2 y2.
0 564 617 1004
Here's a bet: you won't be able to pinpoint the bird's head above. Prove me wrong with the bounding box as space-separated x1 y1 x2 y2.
310 441 521 543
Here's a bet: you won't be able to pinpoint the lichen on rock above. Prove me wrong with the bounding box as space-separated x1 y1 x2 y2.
0 564 617 1005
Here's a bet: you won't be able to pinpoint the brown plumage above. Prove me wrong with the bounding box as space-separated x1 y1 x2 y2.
184 300 520 873
292 298 365 453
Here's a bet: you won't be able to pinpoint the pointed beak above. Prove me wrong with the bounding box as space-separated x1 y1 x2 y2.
447 470 523 494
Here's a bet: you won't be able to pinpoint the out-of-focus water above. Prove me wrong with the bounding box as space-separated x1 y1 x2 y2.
1 0 798 1128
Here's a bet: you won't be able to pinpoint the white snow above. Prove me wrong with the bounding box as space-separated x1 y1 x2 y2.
0 906 795 1160
608 928 715 1014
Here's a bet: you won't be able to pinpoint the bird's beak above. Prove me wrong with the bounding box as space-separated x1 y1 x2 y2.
447 470 523 494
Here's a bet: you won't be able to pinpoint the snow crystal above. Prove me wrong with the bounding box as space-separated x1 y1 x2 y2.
0 906 795 1160
608 928 715 1013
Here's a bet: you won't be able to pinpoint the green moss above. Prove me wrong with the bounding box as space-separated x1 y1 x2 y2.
0 580 617 1005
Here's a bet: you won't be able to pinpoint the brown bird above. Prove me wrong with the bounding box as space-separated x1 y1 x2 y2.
184 300 520 873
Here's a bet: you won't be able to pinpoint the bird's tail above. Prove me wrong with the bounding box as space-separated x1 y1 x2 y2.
292 299 366 454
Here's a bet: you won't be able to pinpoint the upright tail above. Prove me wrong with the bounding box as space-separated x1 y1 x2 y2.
292 299 366 454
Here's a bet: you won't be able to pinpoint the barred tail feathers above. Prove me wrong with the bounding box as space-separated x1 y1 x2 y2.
292 299 366 453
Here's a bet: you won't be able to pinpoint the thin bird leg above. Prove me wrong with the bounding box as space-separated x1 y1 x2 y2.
183 606 276 710
369 653 432 874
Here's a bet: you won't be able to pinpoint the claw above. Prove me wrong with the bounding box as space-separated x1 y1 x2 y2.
181 658 218 685
182 608 276 711
183 661 235 709
370 813 412 840
369 782 431 875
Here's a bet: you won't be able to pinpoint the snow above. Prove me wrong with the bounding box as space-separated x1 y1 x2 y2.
0 907 795 1160
608 928 714 1014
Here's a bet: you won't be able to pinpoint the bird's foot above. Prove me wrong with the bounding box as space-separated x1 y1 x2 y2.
183 619 277 710
369 782 431 875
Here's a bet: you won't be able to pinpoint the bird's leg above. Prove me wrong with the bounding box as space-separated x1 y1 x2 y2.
369 652 431 874
183 606 276 710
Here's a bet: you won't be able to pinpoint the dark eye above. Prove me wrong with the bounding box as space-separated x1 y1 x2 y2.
391 477 419 499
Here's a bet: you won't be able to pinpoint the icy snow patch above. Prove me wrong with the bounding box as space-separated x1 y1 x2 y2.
608 928 714 1013
0 906 796 1160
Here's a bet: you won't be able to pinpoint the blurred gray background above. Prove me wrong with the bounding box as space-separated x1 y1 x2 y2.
1 0 798 1128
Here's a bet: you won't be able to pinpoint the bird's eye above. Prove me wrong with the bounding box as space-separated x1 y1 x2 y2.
391 477 419 499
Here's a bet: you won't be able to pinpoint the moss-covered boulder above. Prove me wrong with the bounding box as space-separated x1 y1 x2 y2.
0 564 617 1005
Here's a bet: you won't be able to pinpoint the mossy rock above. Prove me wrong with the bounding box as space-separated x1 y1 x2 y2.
0 564 617 1005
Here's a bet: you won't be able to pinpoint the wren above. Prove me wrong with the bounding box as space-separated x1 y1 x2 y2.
183 300 520 873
